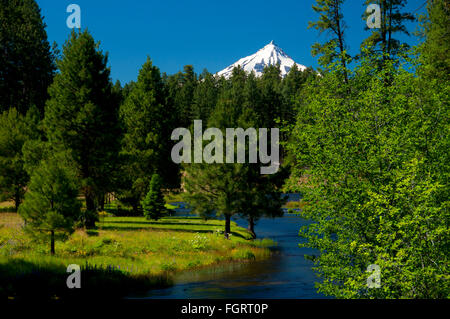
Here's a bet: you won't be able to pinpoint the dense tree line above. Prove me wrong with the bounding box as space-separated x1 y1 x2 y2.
0 0 56 115
0 0 312 243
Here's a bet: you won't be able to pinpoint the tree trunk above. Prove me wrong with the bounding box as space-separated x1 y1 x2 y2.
14 198 19 212
132 202 139 215
14 190 21 212
334 2 348 84
50 230 55 255
100 194 105 211
224 214 231 239
85 193 97 229
248 216 256 239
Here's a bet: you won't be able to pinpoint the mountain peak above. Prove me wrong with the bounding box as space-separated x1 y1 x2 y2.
216 42 306 79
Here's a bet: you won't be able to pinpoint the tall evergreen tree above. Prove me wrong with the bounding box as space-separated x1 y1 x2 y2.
119 57 177 212
167 65 197 128
0 0 55 114
0 107 39 211
362 0 415 59
309 0 350 83
243 72 262 126
183 68 247 237
191 69 218 122
184 67 285 238
44 30 120 228
258 65 283 128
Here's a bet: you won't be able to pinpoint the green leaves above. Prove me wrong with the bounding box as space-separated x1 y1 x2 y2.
287 45 449 298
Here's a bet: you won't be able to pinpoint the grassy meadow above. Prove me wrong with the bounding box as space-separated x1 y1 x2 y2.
0 212 274 299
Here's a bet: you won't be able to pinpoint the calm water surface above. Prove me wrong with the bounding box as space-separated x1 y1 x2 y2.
136 202 326 299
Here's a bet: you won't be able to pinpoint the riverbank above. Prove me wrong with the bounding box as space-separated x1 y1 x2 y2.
0 213 274 299
141 215 325 299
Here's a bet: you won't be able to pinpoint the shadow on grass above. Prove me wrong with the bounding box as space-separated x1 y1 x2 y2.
0 259 172 300
103 220 223 227
99 225 249 239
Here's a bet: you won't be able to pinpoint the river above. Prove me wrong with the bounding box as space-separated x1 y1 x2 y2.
136 200 327 299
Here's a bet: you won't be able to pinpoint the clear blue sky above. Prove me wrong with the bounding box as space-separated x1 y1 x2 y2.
36 0 427 84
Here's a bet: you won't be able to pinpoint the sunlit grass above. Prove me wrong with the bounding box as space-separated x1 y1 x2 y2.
0 213 274 298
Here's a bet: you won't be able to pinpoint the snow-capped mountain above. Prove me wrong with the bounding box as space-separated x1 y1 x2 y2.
216 41 306 79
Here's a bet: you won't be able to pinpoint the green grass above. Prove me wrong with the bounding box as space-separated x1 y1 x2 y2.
283 200 307 210
0 201 15 213
164 203 178 210
0 213 274 299
98 216 253 239
164 191 185 204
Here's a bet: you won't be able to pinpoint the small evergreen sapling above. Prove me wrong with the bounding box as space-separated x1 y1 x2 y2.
141 174 167 221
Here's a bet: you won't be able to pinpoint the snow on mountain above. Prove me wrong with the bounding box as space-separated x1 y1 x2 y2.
216 41 306 79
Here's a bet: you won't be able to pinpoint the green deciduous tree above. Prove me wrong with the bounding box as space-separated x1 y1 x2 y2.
417 0 450 82
0 0 56 114
19 154 81 255
44 30 121 228
286 50 449 297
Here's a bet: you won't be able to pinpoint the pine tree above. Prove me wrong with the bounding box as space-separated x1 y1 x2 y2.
141 174 167 221
119 57 177 211
167 65 197 128
19 154 81 255
184 67 286 238
191 69 218 122
44 30 121 228
183 68 247 238
243 72 262 126
258 65 283 128
309 0 350 83
362 0 415 59
0 107 39 210
0 0 55 114
418 0 450 82
281 65 315 121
